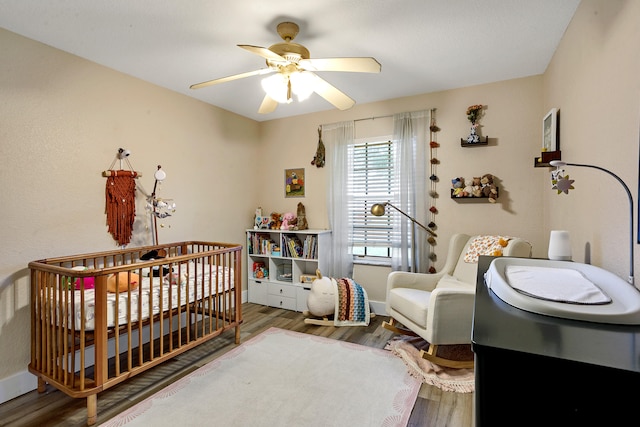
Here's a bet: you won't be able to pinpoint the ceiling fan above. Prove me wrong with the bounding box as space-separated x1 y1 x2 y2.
190 22 381 114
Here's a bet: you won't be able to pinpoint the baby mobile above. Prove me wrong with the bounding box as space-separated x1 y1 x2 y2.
144 165 176 245
550 164 575 194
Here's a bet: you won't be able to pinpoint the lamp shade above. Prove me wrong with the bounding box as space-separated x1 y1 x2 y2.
290 71 315 101
261 73 291 103
548 230 572 261
371 203 387 217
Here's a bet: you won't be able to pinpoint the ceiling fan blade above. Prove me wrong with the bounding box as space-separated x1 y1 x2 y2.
258 94 278 114
190 68 273 90
310 74 355 110
238 45 288 63
300 57 381 73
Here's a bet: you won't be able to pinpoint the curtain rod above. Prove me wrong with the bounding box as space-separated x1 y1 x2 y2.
321 109 436 127
354 114 393 123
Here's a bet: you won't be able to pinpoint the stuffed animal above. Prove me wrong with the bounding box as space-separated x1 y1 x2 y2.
481 173 498 203
451 177 464 197
295 202 308 230
471 176 483 198
107 272 140 293
463 177 474 198
269 212 282 230
164 271 187 286
306 269 336 317
71 266 95 290
281 212 296 230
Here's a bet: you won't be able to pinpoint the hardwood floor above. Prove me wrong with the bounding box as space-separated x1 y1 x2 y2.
0 303 473 426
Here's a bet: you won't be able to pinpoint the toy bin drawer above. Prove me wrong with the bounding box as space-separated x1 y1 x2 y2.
268 283 297 299
267 294 297 311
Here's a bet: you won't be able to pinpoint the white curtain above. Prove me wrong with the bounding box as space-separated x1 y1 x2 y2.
324 120 355 278
391 111 429 273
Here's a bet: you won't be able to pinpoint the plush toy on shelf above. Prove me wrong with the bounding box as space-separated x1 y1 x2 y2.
269 212 282 230
463 178 474 197
451 177 465 197
295 202 308 230
471 176 483 197
481 173 499 203
280 212 296 230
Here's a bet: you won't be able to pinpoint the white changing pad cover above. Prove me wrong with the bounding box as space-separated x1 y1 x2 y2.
505 265 612 305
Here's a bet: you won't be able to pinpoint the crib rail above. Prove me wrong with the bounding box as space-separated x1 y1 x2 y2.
28 241 242 424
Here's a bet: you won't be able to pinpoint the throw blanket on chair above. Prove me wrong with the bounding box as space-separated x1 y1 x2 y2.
463 235 512 263
333 278 371 326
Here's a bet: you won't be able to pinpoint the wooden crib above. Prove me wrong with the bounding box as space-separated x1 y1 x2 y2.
28 241 242 425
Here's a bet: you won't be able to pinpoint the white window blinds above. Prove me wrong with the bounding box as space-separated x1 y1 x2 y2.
349 138 397 257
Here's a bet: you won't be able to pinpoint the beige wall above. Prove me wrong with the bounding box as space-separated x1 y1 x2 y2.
543 0 640 283
1 0 638 404
259 76 547 305
0 29 260 399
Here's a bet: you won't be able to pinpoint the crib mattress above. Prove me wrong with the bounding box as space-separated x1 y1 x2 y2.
51 264 234 331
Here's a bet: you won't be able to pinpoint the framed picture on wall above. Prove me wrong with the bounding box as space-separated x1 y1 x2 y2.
542 108 558 152
285 168 305 198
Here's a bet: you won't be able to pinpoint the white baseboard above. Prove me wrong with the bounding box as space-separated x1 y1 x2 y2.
370 300 387 316
0 370 37 405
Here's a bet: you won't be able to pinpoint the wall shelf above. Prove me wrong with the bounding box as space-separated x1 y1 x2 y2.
534 150 561 167
461 136 489 147
451 188 499 201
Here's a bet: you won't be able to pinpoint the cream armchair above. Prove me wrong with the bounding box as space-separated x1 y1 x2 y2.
384 233 532 368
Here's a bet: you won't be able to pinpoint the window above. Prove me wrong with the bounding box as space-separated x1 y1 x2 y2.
348 137 396 258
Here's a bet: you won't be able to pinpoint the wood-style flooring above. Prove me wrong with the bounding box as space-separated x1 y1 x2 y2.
0 303 473 426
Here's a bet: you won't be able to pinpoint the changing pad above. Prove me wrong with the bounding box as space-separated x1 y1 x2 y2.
505 265 612 305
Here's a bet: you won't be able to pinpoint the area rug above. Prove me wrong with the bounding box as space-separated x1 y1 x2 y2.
386 336 475 393
103 328 421 427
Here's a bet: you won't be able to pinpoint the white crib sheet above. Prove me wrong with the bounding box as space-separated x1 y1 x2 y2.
58 264 234 330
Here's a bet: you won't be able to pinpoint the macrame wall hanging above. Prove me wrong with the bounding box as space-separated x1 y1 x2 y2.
102 148 140 246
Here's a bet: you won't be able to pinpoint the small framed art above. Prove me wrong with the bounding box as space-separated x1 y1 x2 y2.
542 108 558 152
285 168 305 198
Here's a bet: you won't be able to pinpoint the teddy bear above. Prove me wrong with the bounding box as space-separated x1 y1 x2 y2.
481 174 498 203
269 212 282 230
471 176 483 198
281 212 296 230
463 177 474 197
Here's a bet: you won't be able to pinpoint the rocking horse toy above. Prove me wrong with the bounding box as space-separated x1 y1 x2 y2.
303 269 374 326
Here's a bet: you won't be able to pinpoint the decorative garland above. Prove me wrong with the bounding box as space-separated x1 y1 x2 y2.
428 109 440 273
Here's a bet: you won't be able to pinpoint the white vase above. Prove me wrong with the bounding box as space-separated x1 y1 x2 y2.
466 124 480 143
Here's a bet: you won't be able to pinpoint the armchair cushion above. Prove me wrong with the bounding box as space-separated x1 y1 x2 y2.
389 274 470 328
388 287 431 327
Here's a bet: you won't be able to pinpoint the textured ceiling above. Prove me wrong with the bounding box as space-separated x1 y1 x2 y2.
0 0 581 121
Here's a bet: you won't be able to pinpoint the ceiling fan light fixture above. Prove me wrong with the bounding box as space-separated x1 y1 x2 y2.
261 73 292 104
290 71 315 101
192 21 380 112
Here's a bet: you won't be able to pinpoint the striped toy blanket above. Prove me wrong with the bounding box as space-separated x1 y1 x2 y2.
333 278 371 327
